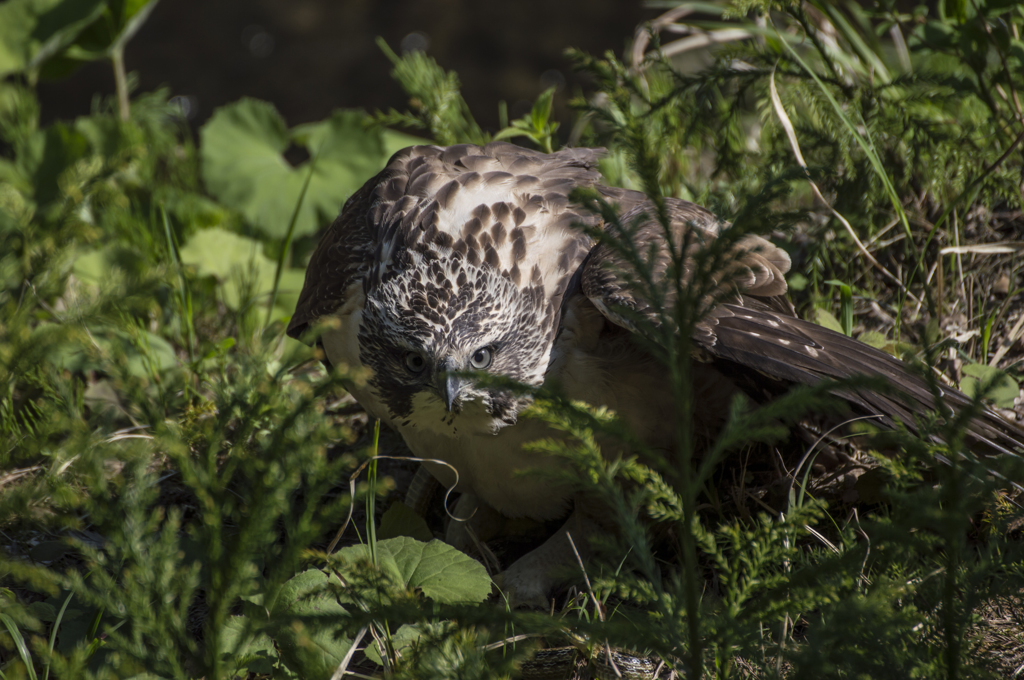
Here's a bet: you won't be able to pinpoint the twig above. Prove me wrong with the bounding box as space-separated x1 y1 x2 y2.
0 466 44 489
330 626 368 680
111 49 130 121
768 68 921 305
566 532 604 623
989 313 1024 368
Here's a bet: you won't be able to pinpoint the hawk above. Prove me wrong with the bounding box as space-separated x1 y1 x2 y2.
288 142 1024 604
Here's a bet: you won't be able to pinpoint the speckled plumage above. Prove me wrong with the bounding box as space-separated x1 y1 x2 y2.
289 141 1024 604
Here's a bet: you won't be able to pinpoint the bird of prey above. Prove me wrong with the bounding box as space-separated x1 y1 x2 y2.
288 141 1024 605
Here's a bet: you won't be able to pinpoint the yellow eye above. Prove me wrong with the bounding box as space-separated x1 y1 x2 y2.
470 347 492 370
404 352 427 373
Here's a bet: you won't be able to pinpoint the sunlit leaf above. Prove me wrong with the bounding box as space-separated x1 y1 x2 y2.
337 537 491 604
0 0 106 77
200 99 387 238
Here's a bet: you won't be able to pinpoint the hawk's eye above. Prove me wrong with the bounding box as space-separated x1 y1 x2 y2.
404 352 427 374
469 347 492 370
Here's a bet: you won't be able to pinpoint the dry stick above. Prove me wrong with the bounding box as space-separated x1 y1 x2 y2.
631 5 697 70
788 414 885 508
0 466 43 489
768 69 921 306
565 532 605 623
658 29 754 60
989 313 1024 368
952 211 964 339
565 533 634 680
482 634 542 652
864 217 901 248
329 626 368 680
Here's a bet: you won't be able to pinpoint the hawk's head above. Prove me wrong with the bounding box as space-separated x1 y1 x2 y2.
357 254 552 436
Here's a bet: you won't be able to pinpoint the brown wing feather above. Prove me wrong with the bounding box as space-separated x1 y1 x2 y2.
287 171 383 338
581 197 791 333
698 302 1024 455
582 200 1024 455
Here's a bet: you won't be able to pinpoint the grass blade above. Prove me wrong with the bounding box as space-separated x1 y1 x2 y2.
768 68 917 305
775 30 936 317
0 613 38 680
161 206 195 362
42 591 74 680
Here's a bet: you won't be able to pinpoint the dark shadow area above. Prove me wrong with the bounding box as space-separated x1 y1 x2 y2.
36 0 654 132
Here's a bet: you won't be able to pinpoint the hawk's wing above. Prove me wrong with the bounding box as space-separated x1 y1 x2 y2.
288 142 609 339
288 172 383 338
580 196 792 333
581 199 1024 455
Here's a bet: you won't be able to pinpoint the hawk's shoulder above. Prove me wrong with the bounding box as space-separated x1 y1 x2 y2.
287 171 382 338
581 196 791 335
288 142 608 338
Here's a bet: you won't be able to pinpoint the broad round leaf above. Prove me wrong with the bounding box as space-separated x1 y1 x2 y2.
338 537 491 605
201 99 387 239
0 0 105 78
263 569 352 680
961 363 1019 409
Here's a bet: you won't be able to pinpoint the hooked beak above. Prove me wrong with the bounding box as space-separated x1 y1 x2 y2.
437 359 463 413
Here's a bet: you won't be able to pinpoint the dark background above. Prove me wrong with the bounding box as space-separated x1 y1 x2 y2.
36 0 655 133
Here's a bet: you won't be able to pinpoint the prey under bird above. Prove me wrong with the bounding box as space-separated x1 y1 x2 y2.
288 141 1024 605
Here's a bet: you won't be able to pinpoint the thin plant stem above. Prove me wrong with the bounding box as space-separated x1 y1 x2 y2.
266 144 320 328
776 26 936 319
111 48 129 122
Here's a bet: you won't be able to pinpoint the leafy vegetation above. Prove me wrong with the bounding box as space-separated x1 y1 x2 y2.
2 0 1023 678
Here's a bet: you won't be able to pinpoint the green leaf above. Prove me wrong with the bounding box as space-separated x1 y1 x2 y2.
364 623 423 667
0 612 38 680
42 322 177 378
26 601 57 623
530 87 555 131
72 244 115 284
787 272 808 292
178 227 271 281
174 230 301 320
960 363 1019 408
337 537 491 604
109 0 160 51
378 502 434 543
814 308 845 335
824 280 853 337
377 38 486 145
0 0 106 78
944 0 967 22
42 0 160 76
261 569 352 680
857 331 889 350
178 227 282 311
272 268 308 320
220 615 278 676
200 99 386 239
23 122 91 206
